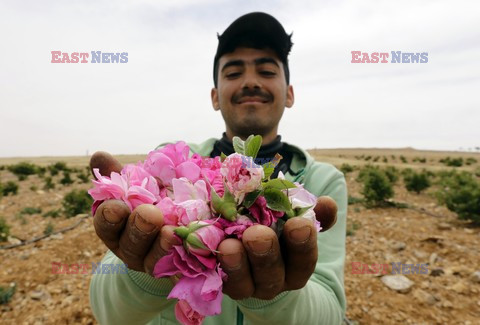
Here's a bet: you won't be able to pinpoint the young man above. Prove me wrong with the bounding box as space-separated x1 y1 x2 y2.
90 12 347 324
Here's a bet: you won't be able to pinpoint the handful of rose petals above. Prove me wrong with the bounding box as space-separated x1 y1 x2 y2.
89 135 336 325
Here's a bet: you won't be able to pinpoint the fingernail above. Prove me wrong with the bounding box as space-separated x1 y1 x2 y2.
102 208 122 224
221 253 242 268
290 226 311 243
248 240 273 254
134 213 156 233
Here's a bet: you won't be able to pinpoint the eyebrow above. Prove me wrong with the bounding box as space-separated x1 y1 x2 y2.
221 57 280 72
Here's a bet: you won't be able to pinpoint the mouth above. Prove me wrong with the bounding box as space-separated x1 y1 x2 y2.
236 97 269 104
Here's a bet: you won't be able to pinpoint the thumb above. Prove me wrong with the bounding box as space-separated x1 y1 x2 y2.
90 151 123 178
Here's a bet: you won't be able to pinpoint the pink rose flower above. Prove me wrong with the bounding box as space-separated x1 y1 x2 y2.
221 153 263 203
217 215 254 239
175 300 205 325
144 142 201 187
89 168 159 212
168 267 225 317
172 178 211 225
186 221 225 269
248 196 284 226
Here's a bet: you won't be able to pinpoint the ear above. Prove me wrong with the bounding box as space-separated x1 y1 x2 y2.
286 85 294 108
211 88 220 111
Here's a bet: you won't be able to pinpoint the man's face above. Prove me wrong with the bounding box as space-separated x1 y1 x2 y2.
211 47 294 142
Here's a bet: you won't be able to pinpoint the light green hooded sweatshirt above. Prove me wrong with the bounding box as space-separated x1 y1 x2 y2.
90 139 347 325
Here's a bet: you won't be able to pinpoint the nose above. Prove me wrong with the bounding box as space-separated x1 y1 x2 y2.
241 68 261 89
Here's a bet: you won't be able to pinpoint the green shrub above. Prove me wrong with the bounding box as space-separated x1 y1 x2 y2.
348 196 364 205
30 185 38 192
413 157 426 163
382 156 388 163
76 169 90 183
60 171 74 186
2 181 19 196
7 162 38 180
373 156 379 162
359 167 393 206
0 283 16 304
440 157 463 167
475 167 480 178
44 177 55 190
0 165 5 170
340 163 354 175
21 207 42 215
0 217 10 242
43 222 54 235
400 155 407 163
43 209 62 218
437 171 480 224
404 171 431 193
48 161 69 175
466 157 477 166
62 189 93 217
383 166 399 184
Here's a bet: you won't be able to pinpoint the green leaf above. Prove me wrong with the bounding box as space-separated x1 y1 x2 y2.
263 188 292 212
243 190 262 208
245 135 262 159
220 152 227 162
263 164 275 180
232 136 245 155
294 206 313 217
263 178 297 191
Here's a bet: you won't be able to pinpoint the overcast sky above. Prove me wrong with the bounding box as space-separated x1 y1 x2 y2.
1 0 479 157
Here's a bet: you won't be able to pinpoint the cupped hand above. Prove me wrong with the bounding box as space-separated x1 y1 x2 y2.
218 199 338 300
90 151 180 275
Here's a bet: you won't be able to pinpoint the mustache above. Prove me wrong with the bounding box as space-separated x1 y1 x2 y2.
232 88 272 103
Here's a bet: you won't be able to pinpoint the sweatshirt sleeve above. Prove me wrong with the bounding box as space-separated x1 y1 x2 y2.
89 250 176 324
236 162 347 325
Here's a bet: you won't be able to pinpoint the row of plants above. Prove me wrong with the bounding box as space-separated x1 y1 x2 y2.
0 161 91 183
348 155 478 166
346 164 480 224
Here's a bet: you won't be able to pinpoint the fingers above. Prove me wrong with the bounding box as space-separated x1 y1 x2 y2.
117 204 164 272
90 151 123 178
218 238 254 300
93 200 130 251
282 217 318 291
242 225 284 300
144 225 181 275
314 196 338 232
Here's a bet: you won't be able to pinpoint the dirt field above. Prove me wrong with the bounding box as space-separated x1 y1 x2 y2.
1 148 479 324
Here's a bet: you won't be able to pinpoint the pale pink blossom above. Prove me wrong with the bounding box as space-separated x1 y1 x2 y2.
89 168 159 212
172 178 211 225
286 184 321 231
221 153 263 203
